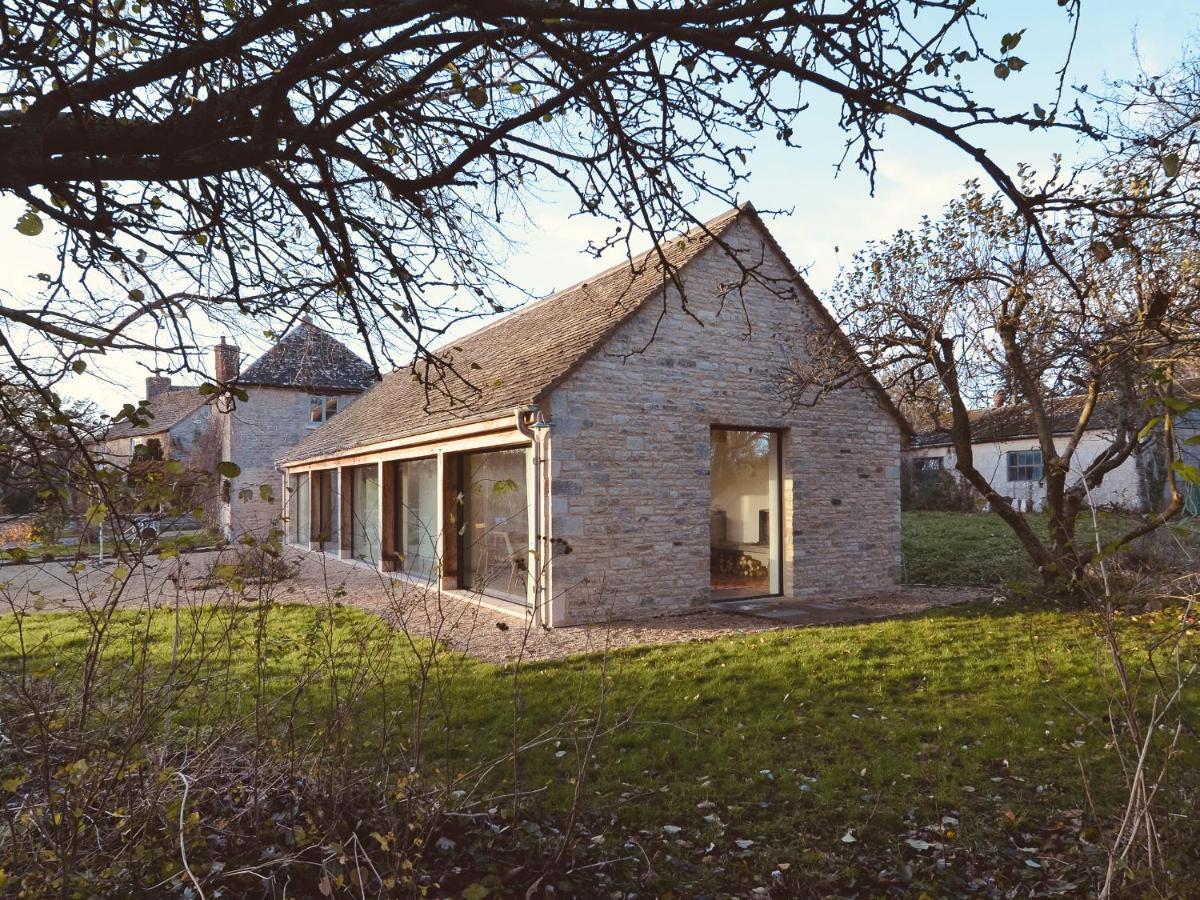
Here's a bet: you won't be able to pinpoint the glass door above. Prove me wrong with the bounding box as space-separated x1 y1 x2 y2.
710 428 781 599
461 448 529 604
292 473 310 546
399 458 438 580
350 464 380 563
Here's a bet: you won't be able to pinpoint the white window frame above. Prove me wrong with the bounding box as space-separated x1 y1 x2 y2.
1006 449 1044 483
308 394 339 426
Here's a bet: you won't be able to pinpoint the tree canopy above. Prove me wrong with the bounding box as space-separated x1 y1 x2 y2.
1 0 1078 394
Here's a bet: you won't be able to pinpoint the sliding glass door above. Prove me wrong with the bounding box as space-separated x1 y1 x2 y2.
461 448 529 604
350 464 380 563
397 457 438 580
710 428 781 599
291 473 310 546
313 469 338 551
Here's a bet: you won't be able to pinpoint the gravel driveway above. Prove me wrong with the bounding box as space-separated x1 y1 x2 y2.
0 547 981 663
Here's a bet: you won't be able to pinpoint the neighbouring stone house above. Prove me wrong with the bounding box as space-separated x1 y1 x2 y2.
98 323 375 536
213 322 376 537
905 390 1200 513
98 377 212 464
277 205 906 627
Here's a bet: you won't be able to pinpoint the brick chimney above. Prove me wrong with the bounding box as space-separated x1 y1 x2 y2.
145 375 171 400
213 336 241 383
993 390 1007 409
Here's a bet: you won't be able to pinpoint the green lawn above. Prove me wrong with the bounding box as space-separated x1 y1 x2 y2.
901 509 1200 586
3 599 1196 894
0 527 223 561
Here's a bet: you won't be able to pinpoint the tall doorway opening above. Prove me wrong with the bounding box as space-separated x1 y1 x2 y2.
709 428 781 600
460 447 530 605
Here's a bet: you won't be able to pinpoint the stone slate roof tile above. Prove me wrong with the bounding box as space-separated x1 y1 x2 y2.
104 388 206 440
279 207 747 464
281 204 906 465
238 322 376 392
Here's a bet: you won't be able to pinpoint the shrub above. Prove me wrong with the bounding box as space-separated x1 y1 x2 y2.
905 468 977 512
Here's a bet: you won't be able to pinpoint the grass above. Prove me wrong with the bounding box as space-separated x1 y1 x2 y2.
0 527 223 561
901 509 1200 585
3 597 1196 891
3 514 1198 891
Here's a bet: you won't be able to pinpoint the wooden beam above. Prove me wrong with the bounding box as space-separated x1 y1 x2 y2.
338 466 352 559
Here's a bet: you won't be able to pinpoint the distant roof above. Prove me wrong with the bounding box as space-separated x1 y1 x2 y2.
104 388 206 441
238 321 376 392
912 381 1200 448
280 204 903 465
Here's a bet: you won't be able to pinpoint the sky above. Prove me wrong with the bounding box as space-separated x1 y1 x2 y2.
2 0 1197 413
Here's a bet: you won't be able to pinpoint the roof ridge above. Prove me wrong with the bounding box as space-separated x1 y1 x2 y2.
431 206 745 354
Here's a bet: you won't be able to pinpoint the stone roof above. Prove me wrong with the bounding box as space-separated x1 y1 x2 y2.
280 204 903 465
103 388 206 441
238 321 376 392
280 207 748 464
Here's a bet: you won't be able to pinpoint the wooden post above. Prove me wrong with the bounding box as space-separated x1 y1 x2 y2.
339 466 352 559
439 452 460 590
308 471 321 551
380 460 397 572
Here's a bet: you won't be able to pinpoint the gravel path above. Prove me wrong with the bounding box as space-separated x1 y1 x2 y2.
0 547 983 663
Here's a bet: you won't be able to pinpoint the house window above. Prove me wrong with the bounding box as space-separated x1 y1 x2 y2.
1006 449 1043 483
309 395 339 425
912 456 944 481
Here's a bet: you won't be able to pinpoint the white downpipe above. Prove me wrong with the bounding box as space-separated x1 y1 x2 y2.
514 406 548 626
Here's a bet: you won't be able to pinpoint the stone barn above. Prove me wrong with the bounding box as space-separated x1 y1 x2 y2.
278 205 904 626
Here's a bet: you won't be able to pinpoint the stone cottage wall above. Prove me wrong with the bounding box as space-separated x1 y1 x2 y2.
219 387 362 536
546 216 901 624
168 405 213 459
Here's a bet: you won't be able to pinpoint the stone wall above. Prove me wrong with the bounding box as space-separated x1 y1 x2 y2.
546 216 902 624
219 387 362 537
97 405 211 466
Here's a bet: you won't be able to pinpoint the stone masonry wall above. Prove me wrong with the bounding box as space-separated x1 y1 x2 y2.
219 386 362 537
546 216 902 624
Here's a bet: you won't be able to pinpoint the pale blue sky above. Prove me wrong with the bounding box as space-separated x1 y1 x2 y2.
2 1 1196 411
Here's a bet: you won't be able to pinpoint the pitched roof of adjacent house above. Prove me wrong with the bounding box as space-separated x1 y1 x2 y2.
911 381 1200 448
280 204 904 464
103 387 206 441
238 321 376 392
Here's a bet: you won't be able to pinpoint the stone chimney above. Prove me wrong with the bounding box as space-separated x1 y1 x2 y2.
993 390 1007 409
145 375 171 400
213 336 241 383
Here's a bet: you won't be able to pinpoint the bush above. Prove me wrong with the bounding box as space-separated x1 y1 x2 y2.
905 468 977 512
204 538 298 586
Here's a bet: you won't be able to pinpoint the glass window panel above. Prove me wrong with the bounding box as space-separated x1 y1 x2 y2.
313 470 338 549
710 429 780 600
325 396 339 420
399 458 438 580
351 464 380 562
293 472 310 545
1006 449 1043 482
913 455 944 482
461 448 529 604
309 396 323 423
